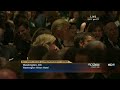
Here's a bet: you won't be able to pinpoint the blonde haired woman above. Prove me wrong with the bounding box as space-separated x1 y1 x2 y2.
32 34 59 52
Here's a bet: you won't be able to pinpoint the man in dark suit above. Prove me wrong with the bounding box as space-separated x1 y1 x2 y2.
14 21 31 60
103 21 120 77
103 21 120 49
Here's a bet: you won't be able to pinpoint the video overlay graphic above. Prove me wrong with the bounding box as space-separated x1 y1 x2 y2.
21 60 120 73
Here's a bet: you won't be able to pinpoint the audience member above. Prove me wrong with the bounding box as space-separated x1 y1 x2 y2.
14 20 31 60
51 19 70 49
104 21 120 49
74 32 96 48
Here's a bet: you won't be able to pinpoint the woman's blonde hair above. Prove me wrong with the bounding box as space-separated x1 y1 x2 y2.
31 28 52 43
32 34 56 49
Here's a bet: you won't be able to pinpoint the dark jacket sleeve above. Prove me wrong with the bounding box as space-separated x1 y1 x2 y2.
14 34 31 60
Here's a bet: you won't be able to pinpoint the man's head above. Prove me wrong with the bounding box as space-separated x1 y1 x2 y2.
83 33 96 47
17 21 30 41
74 32 96 48
73 11 80 19
85 40 106 50
0 11 6 22
51 19 69 40
25 11 32 20
67 23 77 40
0 69 17 79
87 22 103 40
85 40 106 63
14 13 28 29
104 22 119 43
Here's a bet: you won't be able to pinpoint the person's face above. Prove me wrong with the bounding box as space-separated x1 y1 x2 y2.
6 11 13 19
58 23 70 40
83 35 95 47
73 11 79 19
106 22 119 42
69 25 77 38
93 27 103 40
49 43 60 52
18 25 29 39
26 11 32 20
31 11 36 18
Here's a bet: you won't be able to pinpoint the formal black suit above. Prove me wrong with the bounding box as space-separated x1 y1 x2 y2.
103 37 120 49
103 37 120 64
14 34 31 60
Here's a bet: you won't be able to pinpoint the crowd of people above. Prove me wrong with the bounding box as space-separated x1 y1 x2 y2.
0 11 120 79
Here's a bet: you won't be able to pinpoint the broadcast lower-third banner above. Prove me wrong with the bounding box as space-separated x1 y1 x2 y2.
22 63 110 73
